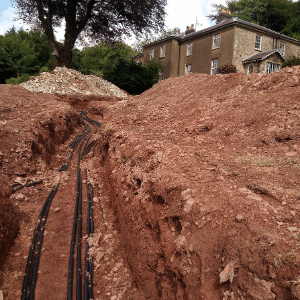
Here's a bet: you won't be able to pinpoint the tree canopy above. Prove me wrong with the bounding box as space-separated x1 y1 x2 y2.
208 0 300 39
0 28 51 83
12 0 167 66
132 27 182 54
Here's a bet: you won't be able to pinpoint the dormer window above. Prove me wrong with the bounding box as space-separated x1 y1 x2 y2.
187 42 193 56
255 35 261 50
213 33 220 49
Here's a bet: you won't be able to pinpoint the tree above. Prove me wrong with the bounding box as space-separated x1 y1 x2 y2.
281 1 300 40
0 28 51 83
13 0 167 67
133 27 182 54
80 42 135 74
102 58 163 94
226 0 293 33
207 4 224 24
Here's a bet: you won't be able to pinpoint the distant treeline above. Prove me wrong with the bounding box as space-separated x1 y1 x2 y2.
0 27 163 94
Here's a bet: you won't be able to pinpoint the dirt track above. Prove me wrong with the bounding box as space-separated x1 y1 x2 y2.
1 67 300 300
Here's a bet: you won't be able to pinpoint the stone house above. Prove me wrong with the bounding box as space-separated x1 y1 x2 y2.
133 10 300 79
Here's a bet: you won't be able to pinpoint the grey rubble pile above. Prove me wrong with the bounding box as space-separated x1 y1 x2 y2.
20 67 128 98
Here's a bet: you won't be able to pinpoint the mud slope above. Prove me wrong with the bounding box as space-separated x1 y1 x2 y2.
0 85 79 278
98 66 300 300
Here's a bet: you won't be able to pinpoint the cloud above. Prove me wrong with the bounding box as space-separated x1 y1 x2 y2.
0 6 65 42
0 7 30 35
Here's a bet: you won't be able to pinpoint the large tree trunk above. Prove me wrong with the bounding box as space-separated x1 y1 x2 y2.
56 45 73 68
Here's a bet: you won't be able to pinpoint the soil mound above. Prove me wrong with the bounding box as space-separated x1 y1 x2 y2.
20 67 128 98
98 66 300 299
1 66 300 300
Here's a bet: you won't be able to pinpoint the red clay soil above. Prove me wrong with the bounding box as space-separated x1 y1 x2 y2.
1 66 300 300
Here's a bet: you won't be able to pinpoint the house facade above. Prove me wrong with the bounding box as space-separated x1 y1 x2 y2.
133 13 300 79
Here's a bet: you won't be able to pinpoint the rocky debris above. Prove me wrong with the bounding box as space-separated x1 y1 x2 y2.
220 261 238 284
20 67 128 99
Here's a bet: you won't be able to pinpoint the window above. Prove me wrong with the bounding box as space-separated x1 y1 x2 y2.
187 42 193 56
279 42 285 56
186 64 191 74
160 44 165 57
213 33 220 49
266 62 280 74
248 64 254 75
255 35 261 50
211 59 218 75
150 48 154 60
159 72 163 81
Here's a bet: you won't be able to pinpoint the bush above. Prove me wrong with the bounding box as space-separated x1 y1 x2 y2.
217 63 237 74
5 74 31 84
282 56 300 68
102 59 163 94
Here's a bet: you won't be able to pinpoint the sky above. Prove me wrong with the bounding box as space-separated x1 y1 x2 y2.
0 0 227 45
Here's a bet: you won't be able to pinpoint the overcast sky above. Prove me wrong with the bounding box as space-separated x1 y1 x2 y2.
0 0 227 45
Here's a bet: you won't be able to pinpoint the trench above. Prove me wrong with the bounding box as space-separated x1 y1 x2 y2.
1 98 298 300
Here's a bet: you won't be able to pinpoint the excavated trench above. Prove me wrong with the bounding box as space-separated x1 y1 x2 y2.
2 70 300 300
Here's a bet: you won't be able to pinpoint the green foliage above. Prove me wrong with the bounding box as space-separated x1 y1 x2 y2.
80 42 135 74
102 58 163 94
281 1 300 39
207 4 224 24
282 55 300 68
217 63 237 74
227 0 292 33
0 27 51 83
5 74 31 84
133 27 182 54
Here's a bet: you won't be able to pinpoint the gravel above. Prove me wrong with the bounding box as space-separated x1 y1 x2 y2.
20 67 128 99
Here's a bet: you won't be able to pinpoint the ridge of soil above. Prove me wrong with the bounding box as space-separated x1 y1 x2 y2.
1 66 300 300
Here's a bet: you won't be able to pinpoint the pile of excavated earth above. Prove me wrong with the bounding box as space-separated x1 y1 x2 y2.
20 67 128 98
1 66 300 300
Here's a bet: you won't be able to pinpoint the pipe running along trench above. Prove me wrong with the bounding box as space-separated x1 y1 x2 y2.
21 111 105 300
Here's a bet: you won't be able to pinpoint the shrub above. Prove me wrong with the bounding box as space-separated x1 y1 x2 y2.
216 63 237 74
282 56 300 68
5 74 31 84
102 59 163 94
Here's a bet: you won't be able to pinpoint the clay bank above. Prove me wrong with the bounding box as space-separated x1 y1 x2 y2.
1 66 300 300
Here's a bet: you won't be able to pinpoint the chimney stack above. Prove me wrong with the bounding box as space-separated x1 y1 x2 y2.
185 24 196 35
219 7 232 23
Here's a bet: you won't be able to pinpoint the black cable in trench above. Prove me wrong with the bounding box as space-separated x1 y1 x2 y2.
21 184 59 300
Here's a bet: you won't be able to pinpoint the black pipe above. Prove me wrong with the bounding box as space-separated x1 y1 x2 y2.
28 184 59 300
21 185 58 300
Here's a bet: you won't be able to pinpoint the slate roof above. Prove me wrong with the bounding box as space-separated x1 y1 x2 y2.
242 49 286 64
144 17 300 48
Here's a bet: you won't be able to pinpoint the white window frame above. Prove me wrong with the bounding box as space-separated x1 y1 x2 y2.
185 64 192 74
150 48 154 60
213 33 220 49
279 42 285 56
159 71 163 81
187 42 193 56
255 35 262 50
160 44 165 58
248 64 254 75
211 59 218 75
266 61 281 74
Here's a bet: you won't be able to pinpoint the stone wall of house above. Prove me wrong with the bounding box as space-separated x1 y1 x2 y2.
233 26 300 73
178 26 235 76
143 38 180 79
258 53 284 73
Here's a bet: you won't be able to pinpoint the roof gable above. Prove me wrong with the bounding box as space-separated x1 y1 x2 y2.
242 49 286 64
